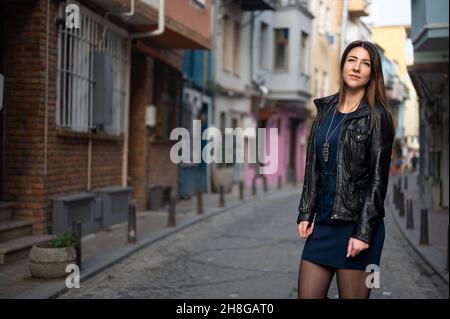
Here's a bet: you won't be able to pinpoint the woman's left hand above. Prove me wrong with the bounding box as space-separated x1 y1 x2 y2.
346 237 369 258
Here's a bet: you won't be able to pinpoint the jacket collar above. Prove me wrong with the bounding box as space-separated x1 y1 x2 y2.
313 92 370 117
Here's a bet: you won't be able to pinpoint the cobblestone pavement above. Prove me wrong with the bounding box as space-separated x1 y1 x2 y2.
60 192 448 299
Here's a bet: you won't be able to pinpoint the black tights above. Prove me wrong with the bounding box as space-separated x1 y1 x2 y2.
298 259 371 299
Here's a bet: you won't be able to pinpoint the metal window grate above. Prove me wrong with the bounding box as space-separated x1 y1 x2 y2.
57 4 128 134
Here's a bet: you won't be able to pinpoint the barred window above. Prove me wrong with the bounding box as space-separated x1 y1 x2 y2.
57 5 128 135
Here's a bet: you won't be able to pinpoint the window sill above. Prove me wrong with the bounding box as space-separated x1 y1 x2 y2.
150 136 178 145
57 128 123 142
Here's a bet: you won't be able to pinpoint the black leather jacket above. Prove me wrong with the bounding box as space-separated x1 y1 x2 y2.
297 93 395 244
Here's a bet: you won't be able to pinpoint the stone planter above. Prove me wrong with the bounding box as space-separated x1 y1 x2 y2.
212 166 234 193
29 243 77 278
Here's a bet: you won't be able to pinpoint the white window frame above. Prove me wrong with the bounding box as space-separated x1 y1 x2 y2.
300 31 309 75
56 3 129 135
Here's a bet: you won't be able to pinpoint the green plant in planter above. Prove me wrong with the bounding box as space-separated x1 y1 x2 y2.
52 231 80 249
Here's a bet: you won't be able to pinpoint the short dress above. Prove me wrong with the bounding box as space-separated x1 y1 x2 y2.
301 104 385 271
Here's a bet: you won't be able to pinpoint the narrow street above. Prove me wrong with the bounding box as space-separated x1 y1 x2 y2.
60 191 448 299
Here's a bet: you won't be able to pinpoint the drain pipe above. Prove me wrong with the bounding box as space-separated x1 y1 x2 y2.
44 0 50 176
120 0 165 188
122 0 135 17
130 0 165 38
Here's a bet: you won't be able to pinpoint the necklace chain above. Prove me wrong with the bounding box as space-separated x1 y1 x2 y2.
322 100 361 163
324 100 360 143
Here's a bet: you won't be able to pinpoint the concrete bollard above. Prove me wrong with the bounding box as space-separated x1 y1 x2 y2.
278 175 282 190
167 197 176 227
406 199 414 229
128 201 137 243
239 181 244 201
395 185 400 209
419 208 429 245
446 224 449 272
393 185 398 208
447 225 449 273
252 178 256 196
196 190 204 215
72 220 82 270
399 193 405 217
219 185 225 208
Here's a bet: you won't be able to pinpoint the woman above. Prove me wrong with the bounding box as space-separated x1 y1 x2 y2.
296 40 395 299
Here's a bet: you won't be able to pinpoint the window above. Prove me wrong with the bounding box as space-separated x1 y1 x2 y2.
259 22 269 69
316 69 322 97
274 28 289 70
322 71 329 96
318 1 325 34
233 21 241 76
300 31 309 74
57 5 128 134
222 15 230 71
325 6 331 34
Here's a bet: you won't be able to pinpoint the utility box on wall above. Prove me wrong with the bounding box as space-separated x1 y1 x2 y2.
52 193 102 236
93 52 113 126
94 186 131 228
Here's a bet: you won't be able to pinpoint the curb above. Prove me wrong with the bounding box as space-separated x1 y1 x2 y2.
14 187 301 299
386 196 449 286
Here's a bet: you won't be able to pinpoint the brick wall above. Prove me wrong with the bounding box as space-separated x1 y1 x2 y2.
3 0 124 234
147 141 179 198
128 54 152 212
3 1 47 233
128 53 179 210
3 0 184 234
44 0 124 234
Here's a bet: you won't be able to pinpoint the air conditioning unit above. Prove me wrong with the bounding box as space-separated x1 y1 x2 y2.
93 52 113 126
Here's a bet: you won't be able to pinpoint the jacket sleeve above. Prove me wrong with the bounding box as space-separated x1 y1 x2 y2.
296 120 318 224
351 107 395 244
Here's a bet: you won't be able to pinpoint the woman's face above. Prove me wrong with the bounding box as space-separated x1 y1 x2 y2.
342 46 372 90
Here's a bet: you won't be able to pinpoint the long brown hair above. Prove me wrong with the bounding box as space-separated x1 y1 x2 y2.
338 40 390 112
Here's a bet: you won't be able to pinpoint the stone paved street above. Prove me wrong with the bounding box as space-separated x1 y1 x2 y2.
60 192 448 299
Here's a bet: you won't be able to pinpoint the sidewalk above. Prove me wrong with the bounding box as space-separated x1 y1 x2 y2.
386 173 449 285
0 183 301 299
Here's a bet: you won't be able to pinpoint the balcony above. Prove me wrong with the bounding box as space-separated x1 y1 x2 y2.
85 0 212 49
348 0 370 18
410 0 449 52
235 0 276 11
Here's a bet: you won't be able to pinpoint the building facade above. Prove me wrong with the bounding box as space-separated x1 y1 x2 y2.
408 0 449 209
0 0 211 263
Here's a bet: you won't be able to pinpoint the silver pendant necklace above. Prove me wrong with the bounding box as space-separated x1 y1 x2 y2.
322 100 360 163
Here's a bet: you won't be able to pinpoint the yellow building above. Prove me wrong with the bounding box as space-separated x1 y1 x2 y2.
307 0 342 117
372 25 420 167
307 0 371 117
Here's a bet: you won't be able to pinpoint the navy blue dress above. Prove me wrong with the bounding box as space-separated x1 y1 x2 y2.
301 104 385 271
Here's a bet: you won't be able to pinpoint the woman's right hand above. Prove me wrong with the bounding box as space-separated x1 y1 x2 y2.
298 221 314 239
